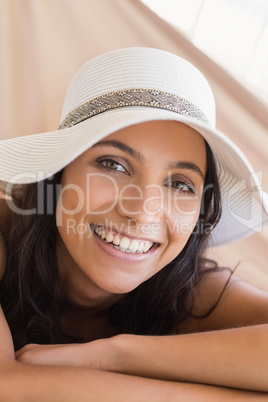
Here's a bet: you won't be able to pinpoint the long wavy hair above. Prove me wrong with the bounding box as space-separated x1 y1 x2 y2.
0 142 221 350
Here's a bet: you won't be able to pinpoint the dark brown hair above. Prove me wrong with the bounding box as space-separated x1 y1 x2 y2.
0 142 221 350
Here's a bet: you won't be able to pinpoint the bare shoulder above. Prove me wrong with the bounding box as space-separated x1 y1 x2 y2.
180 267 268 334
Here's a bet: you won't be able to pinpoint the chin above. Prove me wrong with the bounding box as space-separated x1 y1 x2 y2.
94 272 148 295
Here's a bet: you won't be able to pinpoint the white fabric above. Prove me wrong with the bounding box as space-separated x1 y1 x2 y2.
61 47 216 126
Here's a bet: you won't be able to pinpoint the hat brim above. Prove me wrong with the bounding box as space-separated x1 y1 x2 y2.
0 106 267 246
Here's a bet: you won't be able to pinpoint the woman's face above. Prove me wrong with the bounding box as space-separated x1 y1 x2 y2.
56 120 207 307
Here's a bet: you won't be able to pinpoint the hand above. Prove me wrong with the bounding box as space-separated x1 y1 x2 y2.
15 336 119 371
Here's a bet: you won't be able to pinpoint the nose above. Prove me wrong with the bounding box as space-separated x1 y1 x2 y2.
115 183 164 224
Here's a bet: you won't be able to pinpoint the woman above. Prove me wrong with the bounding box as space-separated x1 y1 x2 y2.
0 47 268 401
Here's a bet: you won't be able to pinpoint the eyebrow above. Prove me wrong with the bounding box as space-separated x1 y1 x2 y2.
92 140 205 180
167 161 205 180
91 140 144 162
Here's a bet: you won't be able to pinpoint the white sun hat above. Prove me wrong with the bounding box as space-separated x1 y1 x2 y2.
0 47 267 246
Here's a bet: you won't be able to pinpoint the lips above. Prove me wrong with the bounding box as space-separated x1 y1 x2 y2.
93 225 155 254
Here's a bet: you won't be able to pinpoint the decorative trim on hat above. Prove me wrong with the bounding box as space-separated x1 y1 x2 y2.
59 88 209 129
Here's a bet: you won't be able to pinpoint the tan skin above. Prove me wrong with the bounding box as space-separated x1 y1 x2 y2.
56 120 206 340
1 121 268 400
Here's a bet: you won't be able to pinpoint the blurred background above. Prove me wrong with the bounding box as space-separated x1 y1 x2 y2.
0 0 267 287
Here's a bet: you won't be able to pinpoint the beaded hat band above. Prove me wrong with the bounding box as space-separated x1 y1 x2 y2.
59 88 209 129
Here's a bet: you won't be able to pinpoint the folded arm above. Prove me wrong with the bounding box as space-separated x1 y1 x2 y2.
19 323 268 393
14 273 268 397
2 307 266 402
109 272 268 392
112 324 268 392
2 361 268 402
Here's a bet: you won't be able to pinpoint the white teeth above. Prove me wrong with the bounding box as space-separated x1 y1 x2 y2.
129 239 139 252
113 235 120 246
138 242 144 252
143 241 151 252
93 226 154 254
106 232 113 243
119 237 130 250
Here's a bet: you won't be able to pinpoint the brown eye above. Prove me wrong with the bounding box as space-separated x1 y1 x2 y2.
173 181 191 191
167 180 196 195
100 159 126 172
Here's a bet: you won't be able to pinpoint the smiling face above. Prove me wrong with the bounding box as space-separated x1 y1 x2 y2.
56 120 207 308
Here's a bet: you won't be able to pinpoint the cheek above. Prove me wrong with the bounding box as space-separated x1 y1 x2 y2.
86 175 119 213
164 198 201 257
56 174 120 224
166 196 201 233
173 191 202 215
55 184 86 231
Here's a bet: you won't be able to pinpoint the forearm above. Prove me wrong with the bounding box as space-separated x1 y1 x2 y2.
0 360 165 402
113 324 268 392
0 360 267 402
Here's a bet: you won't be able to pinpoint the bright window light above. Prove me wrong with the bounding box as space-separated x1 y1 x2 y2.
141 0 268 105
